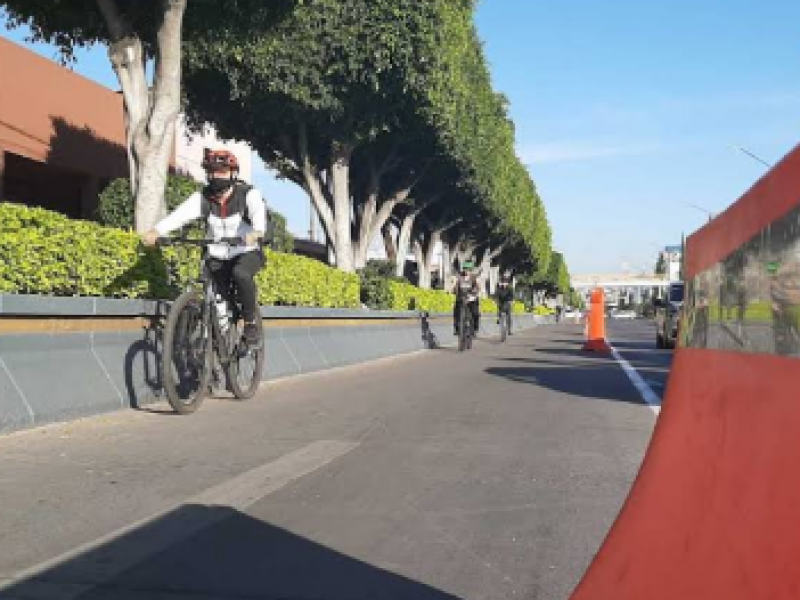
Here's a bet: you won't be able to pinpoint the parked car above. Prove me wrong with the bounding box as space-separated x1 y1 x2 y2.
654 281 685 348
613 309 636 319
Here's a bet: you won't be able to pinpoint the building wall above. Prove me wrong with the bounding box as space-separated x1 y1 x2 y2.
0 37 129 217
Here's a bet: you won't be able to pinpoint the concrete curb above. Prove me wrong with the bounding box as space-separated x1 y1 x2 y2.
0 295 550 434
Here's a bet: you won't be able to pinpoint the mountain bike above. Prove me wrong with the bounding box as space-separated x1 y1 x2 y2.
158 236 265 414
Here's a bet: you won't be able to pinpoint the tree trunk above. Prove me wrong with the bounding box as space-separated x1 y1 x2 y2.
395 212 417 277
441 242 452 288
382 223 398 266
476 249 491 298
489 265 500 296
99 0 186 233
412 240 427 288
330 143 355 272
354 184 415 270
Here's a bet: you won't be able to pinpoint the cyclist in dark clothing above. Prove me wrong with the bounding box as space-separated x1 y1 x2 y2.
496 277 514 334
453 269 481 335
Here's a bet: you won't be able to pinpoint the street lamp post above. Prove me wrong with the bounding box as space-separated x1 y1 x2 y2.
732 145 773 169
683 202 714 222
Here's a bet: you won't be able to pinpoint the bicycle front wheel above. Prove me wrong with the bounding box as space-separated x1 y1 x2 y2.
161 292 212 414
458 305 469 352
228 318 265 400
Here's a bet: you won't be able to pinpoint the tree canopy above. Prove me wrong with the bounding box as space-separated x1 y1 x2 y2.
4 0 568 282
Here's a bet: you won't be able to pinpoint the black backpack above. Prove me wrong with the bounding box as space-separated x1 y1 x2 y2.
200 181 275 246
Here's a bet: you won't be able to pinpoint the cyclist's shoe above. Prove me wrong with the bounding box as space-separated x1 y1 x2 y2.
243 323 262 349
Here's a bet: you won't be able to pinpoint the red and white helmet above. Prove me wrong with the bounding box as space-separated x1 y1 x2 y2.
201 148 240 173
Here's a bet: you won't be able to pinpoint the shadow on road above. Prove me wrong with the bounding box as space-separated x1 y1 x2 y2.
485 364 647 405
1 505 459 600
124 302 169 413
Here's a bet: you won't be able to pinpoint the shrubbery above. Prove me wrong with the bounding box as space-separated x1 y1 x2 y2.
358 260 406 309
0 203 357 307
96 174 201 230
0 203 530 313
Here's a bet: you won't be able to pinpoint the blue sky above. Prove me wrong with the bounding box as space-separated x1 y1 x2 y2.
4 1 800 274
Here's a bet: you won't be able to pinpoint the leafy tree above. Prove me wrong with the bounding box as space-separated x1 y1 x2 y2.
3 0 294 233
182 0 461 272
655 253 667 275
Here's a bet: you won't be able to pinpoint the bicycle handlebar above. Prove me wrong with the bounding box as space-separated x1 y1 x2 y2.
157 236 245 247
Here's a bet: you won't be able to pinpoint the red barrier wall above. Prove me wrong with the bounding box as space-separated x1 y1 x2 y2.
571 144 800 599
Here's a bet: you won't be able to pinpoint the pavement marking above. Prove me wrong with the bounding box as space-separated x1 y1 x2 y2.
0 357 35 425
0 439 359 600
609 344 662 415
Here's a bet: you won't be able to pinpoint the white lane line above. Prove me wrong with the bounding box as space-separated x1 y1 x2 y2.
0 440 359 600
609 344 662 415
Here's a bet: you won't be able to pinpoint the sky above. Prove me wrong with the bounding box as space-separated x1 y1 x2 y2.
3 1 800 275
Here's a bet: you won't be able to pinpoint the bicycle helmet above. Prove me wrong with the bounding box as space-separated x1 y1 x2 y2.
201 148 240 173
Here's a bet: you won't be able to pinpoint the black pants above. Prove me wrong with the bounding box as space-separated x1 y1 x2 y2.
454 300 480 332
208 251 264 323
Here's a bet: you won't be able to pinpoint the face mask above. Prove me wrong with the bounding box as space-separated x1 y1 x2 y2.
206 177 234 197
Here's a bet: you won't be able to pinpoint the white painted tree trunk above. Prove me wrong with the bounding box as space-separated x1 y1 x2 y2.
395 213 417 277
412 241 425 288
99 0 185 233
330 145 354 273
489 265 500 295
441 242 451 285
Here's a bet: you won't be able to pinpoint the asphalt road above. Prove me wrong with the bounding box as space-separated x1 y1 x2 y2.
0 324 660 600
606 319 675 402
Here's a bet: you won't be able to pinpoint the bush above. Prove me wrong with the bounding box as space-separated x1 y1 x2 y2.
359 260 405 309
267 210 295 254
0 203 357 307
388 280 455 312
96 174 202 230
259 251 359 308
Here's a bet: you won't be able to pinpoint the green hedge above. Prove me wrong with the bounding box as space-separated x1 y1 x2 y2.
96 175 201 230
0 203 358 307
386 280 527 314
388 281 455 312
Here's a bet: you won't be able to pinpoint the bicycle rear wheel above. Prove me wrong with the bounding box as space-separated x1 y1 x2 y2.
458 305 469 352
161 292 212 414
228 318 265 399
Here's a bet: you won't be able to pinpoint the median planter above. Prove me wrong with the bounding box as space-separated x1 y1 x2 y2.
0 294 546 434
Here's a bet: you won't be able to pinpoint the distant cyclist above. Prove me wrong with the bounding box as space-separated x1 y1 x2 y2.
142 148 267 349
496 277 514 335
453 268 481 336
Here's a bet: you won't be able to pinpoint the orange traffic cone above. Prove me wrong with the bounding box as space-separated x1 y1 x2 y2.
583 288 611 352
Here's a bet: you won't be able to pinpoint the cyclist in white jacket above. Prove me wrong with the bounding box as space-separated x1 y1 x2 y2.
142 149 267 348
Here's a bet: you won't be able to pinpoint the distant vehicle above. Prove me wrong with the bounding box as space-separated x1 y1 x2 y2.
613 309 636 319
563 309 582 321
654 281 684 349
